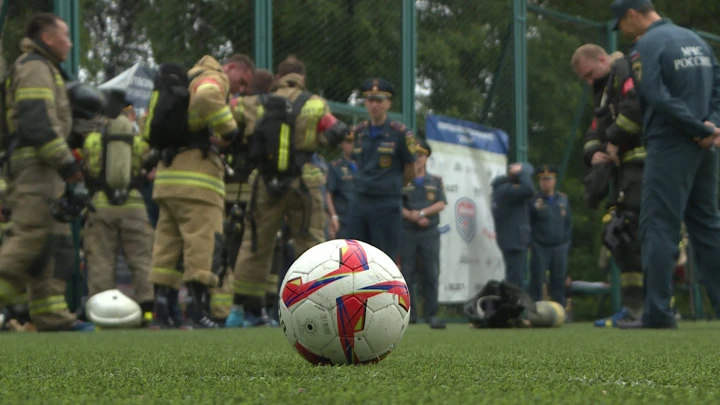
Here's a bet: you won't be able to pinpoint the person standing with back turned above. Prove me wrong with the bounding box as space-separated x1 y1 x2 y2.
611 0 720 328
491 162 535 291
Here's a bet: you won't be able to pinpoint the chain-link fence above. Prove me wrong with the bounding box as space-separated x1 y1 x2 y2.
5 1 720 319
78 0 406 126
80 0 254 84
416 1 515 138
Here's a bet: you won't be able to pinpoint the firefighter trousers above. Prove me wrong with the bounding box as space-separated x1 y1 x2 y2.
603 208 644 317
84 206 154 305
233 167 326 312
148 198 224 289
0 187 77 331
209 271 233 320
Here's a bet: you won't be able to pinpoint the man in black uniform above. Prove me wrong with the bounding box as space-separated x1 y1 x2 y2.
572 43 645 327
346 78 417 261
491 162 535 290
399 139 447 329
612 0 720 328
326 134 356 239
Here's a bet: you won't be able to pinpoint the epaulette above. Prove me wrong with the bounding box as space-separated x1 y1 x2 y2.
430 174 443 182
389 120 409 133
351 121 369 133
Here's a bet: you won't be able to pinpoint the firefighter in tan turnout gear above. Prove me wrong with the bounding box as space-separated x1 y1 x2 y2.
146 55 245 329
81 104 154 325
210 68 274 323
0 13 94 332
226 56 349 327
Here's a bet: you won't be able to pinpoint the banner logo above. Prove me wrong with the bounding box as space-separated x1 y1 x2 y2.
455 197 477 243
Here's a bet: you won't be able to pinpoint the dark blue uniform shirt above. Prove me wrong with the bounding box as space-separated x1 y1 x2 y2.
529 192 572 247
327 156 356 218
631 19 720 140
402 173 447 232
351 120 417 197
491 163 535 252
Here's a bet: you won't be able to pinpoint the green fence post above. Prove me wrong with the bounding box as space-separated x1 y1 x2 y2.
54 0 82 312
557 85 588 187
513 0 528 163
603 21 623 314
606 21 618 53
254 0 272 70
480 25 512 125
401 0 417 131
0 0 9 35
54 0 80 78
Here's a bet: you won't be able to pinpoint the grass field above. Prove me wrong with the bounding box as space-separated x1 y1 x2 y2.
1 322 719 404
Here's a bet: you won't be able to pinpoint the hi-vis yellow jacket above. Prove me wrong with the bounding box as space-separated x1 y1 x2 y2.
152 55 237 208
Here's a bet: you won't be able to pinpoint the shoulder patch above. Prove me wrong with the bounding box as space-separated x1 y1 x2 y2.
389 120 408 133
193 77 221 94
352 121 369 132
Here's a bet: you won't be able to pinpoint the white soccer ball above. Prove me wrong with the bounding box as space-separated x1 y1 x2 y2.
85 289 142 329
278 239 411 365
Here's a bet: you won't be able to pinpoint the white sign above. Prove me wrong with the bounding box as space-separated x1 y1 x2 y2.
425 114 510 303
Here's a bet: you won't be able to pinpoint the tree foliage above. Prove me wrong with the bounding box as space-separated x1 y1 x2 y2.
2 0 720 285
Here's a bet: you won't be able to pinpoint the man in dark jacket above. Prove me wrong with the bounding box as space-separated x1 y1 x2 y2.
491 163 535 290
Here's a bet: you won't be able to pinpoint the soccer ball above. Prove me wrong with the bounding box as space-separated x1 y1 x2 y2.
278 239 411 365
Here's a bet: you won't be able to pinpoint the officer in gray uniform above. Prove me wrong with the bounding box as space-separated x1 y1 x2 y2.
491 162 535 289
399 139 446 329
612 0 720 328
346 78 417 261
529 165 572 306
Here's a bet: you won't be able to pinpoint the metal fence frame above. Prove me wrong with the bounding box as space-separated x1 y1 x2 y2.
53 0 718 317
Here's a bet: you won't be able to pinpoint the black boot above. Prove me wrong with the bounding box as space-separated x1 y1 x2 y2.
149 285 176 330
427 316 447 330
182 282 219 330
167 288 184 326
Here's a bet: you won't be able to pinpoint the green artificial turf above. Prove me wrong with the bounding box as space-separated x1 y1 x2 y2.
1 322 719 404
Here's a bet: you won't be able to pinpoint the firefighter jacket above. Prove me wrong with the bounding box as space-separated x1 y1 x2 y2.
582 52 644 167
232 94 262 142
152 56 237 208
227 94 262 202
596 54 644 165
81 115 149 209
4 38 74 193
269 73 332 153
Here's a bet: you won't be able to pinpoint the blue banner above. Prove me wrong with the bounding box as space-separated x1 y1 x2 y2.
425 114 509 155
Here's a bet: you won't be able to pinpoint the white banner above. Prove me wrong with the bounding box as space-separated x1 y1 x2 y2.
425 114 510 303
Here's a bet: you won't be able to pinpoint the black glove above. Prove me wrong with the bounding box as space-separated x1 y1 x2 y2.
58 159 82 182
49 182 96 223
324 120 350 148
221 128 240 144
